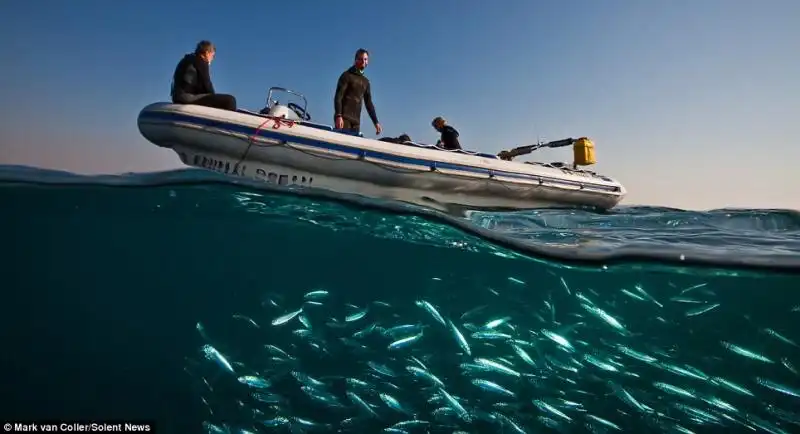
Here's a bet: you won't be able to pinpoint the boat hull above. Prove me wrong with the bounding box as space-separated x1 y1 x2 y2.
138 103 626 212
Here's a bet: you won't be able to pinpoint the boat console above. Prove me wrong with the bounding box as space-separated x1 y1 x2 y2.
260 87 311 122
252 87 364 137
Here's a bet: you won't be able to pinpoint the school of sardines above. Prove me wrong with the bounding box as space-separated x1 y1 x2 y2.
191 277 800 434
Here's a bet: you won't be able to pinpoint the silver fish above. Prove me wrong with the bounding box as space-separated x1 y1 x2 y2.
303 290 329 300
379 392 410 414
271 308 303 326
237 375 270 389
474 358 520 377
232 314 260 328
471 379 516 397
448 320 471 356
406 366 445 388
346 391 379 417
201 344 234 374
345 306 369 322
721 341 774 363
415 300 446 326
388 332 424 350
756 378 800 398
685 303 720 317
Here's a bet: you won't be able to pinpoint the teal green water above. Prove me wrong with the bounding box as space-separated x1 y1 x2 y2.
2 165 799 434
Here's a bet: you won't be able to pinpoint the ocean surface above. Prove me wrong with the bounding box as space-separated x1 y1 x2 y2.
2 164 800 434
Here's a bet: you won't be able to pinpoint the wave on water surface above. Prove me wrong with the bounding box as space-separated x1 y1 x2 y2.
2 164 800 434
3 164 799 271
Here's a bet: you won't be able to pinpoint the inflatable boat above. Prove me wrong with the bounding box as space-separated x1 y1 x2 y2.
137 87 626 212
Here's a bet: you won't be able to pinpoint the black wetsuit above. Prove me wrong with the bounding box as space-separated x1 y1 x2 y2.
171 53 237 111
438 125 462 150
334 66 379 133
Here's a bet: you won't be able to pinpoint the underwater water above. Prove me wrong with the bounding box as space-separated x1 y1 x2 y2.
2 165 800 434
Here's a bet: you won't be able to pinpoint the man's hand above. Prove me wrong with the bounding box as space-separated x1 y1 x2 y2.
375 123 382 135
334 116 344 129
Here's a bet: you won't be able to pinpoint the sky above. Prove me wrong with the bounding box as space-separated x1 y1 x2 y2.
0 0 798 210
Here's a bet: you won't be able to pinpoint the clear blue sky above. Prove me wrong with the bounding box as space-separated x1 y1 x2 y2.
1 0 797 210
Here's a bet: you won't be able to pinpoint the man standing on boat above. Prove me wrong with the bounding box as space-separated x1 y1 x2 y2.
333 48 382 135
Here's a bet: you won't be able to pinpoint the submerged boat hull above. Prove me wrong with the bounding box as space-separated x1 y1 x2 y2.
137 102 626 212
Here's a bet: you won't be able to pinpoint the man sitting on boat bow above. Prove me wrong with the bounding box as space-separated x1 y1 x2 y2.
171 40 237 111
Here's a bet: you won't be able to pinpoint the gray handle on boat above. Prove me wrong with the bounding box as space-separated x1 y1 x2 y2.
498 138 576 161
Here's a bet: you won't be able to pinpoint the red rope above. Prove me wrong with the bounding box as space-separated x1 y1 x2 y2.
268 115 295 129
247 115 295 147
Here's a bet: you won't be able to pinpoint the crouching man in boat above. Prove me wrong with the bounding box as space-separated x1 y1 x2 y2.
333 48 382 136
431 117 462 150
379 134 412 144
171 40 237 111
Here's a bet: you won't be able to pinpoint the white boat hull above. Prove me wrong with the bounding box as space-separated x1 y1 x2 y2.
137 102 626 212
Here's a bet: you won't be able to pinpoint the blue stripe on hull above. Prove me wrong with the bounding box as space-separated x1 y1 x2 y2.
138 110 621 193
